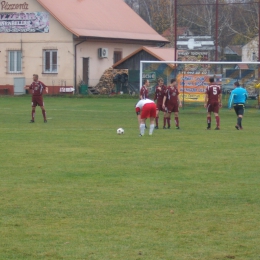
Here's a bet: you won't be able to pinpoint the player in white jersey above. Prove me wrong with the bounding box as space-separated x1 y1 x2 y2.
135 99 157 136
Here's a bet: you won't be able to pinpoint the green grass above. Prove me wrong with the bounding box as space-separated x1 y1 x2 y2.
0 95 260 260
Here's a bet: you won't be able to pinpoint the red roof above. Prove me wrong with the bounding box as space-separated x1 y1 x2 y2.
162 27 192 38
237 64 249 69
113 46 176 68
37 0 169 43
228 45 242 56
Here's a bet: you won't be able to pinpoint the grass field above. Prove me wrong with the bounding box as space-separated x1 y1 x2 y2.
0 95 260 260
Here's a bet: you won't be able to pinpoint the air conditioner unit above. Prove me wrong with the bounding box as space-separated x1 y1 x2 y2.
98 48 108 58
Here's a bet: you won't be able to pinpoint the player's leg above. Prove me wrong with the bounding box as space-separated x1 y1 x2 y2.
163 110 169 129
237 105 244 129
206 104 211 129
234 105 242 130
149 104 156 135
140 106 149 136
38 97 47 122
173 104 180 129
167 111 171 129
40 105 47 122
31 105 36 123
237 115 243 129
155 108 159 129
213 103 220 130
163 111 167 129
149 117 155 135
214 112 220 130
174 111 180 129
140 118 146 136
165 106 171 129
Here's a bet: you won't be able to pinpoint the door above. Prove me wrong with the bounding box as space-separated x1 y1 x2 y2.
14 77 25 95
83 58 89 85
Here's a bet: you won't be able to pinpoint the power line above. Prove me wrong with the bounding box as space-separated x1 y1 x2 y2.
177 1 260 6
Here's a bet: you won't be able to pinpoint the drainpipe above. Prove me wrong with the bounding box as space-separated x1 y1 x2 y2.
74 38 86 94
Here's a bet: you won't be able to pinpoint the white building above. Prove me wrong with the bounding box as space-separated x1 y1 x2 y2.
242 37 258 62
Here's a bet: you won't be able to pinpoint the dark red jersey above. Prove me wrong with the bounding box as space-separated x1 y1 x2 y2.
154 85 167 104
29 81 46 96
140 85 148 99
165 86 179 105
205 84 221 103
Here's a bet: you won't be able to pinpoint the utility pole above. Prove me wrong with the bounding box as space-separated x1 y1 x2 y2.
215 0 219 61
174 0 177 61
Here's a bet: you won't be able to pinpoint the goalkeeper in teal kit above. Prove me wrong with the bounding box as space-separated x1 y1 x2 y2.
228 81 248 130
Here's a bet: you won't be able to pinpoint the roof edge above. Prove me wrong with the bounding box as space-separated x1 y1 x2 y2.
113 46 176 69
113 46 144 68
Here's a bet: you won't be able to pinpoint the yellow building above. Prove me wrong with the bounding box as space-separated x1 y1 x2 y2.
0 0 168 95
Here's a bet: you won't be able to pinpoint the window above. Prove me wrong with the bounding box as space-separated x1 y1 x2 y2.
9 50 22 73
43 50 57 73
114 51 122 64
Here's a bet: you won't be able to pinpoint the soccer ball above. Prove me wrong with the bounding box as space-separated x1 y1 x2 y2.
117 128 124 135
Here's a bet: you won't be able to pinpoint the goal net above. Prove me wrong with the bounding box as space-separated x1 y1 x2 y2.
140 61 260 108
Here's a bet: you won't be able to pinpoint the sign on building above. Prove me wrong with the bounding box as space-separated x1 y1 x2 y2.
0 12 49 33
177 36 214 50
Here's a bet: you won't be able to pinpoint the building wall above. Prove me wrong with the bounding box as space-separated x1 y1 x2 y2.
242 38 258 62
76 41 155 87
0 0 74 89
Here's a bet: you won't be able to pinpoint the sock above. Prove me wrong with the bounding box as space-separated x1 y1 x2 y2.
167 118 171 127
42 109 47 120
140 123 145 135
149 124 155 135
216 116 220 128
175 117 179 127
207 116 211 128
237 117 242 127
32 109 35 121
155 117 159 127
163 117 166 127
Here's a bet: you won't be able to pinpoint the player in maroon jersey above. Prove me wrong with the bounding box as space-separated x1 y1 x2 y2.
24 74 48 123
204 77 222 130
140 79 149 99
153 78 167 129
162 78 182 129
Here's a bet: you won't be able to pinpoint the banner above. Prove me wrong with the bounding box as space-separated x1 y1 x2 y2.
0 12 49 33
177 74 222 102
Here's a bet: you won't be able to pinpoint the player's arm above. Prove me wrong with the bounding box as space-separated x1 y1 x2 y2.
153 89 157 101
177 95 182 108
41 82 48 94
162 95 166 108
24 85 29 90
136 107 141 126
204 93 208 108
228 92 234 109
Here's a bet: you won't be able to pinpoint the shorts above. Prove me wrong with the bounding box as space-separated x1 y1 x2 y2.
166 103 179 113
141 103 156 119
156 103 165 112
207 102 219 113
32 96 44 107
234 104 244 116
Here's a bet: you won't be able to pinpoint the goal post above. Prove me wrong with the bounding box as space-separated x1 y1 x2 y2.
139 61 260 107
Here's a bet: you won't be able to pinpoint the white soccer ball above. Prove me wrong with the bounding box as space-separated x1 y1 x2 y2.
117 128 124 135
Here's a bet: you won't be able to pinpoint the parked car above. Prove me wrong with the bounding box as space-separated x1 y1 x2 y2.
247 92 259 100
222 84 233 94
